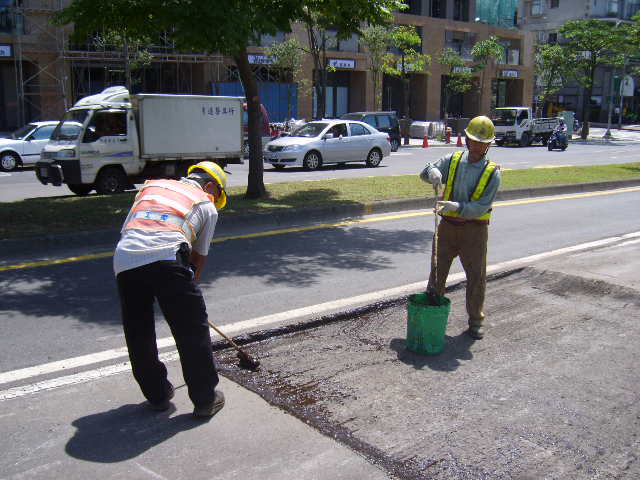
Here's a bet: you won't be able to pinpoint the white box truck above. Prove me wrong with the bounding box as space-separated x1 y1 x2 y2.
493 107 560 147
36 86 244 195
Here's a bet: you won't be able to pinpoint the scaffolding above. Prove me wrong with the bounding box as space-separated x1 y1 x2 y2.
7 1 225 129
11 0 68 126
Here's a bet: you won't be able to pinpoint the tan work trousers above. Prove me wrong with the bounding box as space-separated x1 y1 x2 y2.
427 218 488 327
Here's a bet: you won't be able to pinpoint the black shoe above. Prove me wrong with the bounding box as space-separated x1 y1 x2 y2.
148 383 175 411
467 325 485 340
193 390 225 418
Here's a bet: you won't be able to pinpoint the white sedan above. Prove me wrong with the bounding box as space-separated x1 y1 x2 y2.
0 121 59 171
263 119 391 170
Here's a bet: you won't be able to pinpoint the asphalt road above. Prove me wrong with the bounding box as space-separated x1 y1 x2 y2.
1 186 638 378
2 140 640 202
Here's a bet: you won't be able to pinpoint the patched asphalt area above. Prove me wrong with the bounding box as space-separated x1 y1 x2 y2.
217 267 640 479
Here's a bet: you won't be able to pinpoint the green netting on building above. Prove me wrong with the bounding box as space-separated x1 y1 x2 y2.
476 0 518 29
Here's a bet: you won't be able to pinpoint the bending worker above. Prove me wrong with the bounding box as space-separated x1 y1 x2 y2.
420 116 501 339
113 161 227 418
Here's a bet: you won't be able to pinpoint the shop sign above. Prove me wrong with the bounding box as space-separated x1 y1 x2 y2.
452 66 472 74
501 69 519 78
0 45 12 57
329 58 355 69
248 54 273 65
620 75 634 97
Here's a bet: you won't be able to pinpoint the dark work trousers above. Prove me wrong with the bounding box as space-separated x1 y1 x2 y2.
116 260 219 407
427 218 489 327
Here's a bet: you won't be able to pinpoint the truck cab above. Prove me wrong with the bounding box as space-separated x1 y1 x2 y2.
37 87 137 195
493 107 559 147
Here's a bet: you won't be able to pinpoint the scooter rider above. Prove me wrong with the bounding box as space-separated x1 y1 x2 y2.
114 161 228 418
420 116 502 339
554 119 567 133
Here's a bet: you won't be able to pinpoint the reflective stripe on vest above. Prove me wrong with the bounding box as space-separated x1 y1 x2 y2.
442 151 498 222
124 179 210 241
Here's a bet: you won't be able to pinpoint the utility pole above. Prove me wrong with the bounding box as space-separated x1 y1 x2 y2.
603 67 614 139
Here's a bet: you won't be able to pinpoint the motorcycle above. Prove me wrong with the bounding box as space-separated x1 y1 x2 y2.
547 130 568 151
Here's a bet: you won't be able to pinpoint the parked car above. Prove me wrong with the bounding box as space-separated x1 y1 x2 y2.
0 121 62 171
263 119 391 170
340 111 401 152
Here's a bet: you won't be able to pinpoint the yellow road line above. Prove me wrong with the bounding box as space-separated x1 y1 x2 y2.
2 186 639 272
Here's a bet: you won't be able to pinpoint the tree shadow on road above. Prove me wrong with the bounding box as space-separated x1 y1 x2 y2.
389 332 474 372
65 403 205 463
2 222 431 326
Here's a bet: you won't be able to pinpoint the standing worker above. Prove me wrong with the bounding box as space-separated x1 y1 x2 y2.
114 161 228 417
420 116 501 339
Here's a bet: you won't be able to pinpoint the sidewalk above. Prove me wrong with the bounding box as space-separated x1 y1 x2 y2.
403 125 640 148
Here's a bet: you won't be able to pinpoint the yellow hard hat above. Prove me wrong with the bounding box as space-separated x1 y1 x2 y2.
464 116 495 143
187 161 228 210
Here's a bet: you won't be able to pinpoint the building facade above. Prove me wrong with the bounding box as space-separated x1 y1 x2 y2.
1 0 534 133
518 0 640 123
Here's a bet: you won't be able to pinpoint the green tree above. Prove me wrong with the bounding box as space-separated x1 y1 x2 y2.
383 25 431 121
266 38 304 120
300 12 337 120
471 36 505 112
91 31 154 91
56 0 405 199
438 48 474 128
534 43 574 117
559 19 629 139
359 24 393 111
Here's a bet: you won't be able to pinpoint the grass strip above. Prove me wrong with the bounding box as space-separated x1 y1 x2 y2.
2 162 639 240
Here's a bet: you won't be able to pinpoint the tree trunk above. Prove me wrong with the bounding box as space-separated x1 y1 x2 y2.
234 49 266 199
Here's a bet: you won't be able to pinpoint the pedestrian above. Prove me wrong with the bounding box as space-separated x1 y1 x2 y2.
420 115 501 339
114 161 228 417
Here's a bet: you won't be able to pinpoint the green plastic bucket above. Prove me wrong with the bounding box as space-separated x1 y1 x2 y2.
406 293 451 355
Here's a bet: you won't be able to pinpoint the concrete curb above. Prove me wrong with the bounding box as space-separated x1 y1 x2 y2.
2 178 639 259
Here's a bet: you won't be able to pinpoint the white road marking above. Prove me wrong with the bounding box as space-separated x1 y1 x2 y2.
0 231 638 401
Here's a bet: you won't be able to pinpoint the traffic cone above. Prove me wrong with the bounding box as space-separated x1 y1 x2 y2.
422 135 429 148
456 134 463 146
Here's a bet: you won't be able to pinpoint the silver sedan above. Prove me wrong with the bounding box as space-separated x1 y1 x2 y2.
263 119 392 170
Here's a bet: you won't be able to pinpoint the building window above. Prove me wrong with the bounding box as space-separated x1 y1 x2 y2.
625 1 640 19
607 0 619 15
0 0 24 34
550 0 560 7
444 30 475 60
531 0 543 16
404 0 423 15
453 0 469 21
430 0 446 18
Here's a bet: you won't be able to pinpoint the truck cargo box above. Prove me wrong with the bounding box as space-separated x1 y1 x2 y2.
133 94 243 158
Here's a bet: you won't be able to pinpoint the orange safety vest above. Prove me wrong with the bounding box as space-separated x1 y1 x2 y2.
123 179 211 242
442 151 499 222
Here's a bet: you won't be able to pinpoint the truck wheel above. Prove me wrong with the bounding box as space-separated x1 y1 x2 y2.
495 140 504 147
95 167 128 194
519 132 530 147
67 184 93 196
548 143 553 151
303 151 322 170
390 138 400 152
0 152 20 172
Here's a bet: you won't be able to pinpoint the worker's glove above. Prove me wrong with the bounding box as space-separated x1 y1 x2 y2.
436 201 460 213
427 168 442 186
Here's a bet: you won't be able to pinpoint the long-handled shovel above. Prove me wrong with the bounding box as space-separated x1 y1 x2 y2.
426 184 441 306
207 320 261 371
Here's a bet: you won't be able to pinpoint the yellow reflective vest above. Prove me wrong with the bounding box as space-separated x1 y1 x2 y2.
441 151 499 222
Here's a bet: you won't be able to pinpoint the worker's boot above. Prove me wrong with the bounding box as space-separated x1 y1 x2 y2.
147 382 175 411
193 390 225 418
467 318 485 340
